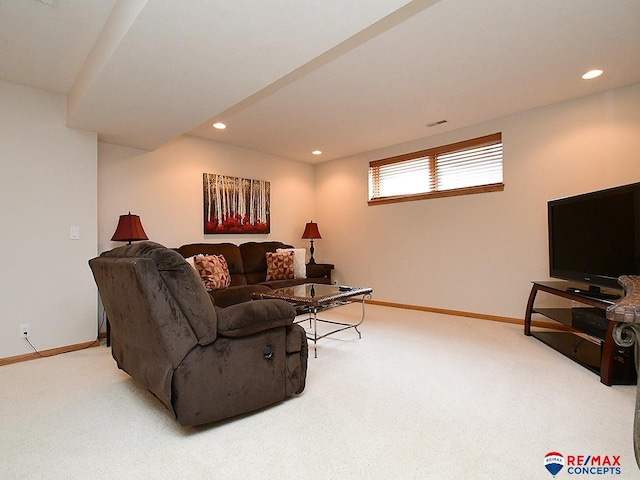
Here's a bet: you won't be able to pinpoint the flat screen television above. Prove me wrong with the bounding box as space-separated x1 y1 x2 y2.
548 182 640 297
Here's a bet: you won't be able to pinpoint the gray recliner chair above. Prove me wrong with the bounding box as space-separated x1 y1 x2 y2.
89 241 308 427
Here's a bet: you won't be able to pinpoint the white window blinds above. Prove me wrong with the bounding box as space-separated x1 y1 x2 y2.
368 133 503 205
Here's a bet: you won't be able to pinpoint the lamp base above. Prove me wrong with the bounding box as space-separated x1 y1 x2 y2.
308 239 316 264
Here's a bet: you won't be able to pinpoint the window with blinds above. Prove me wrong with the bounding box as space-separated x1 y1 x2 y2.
368 133 503 205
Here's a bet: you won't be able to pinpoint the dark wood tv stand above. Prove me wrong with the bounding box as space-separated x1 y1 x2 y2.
524 280 635 386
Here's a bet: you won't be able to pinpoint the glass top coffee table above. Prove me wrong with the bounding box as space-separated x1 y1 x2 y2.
254 283 373 357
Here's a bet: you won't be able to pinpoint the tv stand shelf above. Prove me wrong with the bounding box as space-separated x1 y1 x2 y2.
524 280 635 386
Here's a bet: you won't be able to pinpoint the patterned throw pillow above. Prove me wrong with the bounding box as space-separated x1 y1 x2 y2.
265 251 295 281
194 254 231 292
276 248 307 279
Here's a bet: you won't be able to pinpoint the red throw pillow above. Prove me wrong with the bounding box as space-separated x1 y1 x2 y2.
194 254 231 292
265 251 295 281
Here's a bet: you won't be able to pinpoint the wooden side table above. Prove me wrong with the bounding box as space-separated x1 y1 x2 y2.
313 263 334 283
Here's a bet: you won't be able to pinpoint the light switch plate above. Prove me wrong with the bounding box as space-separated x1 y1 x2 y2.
70 226 80 240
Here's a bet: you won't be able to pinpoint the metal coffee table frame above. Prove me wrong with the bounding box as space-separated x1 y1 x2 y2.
254 283 373 357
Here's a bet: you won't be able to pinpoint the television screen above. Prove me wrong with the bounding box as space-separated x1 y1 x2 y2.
548 182 640 290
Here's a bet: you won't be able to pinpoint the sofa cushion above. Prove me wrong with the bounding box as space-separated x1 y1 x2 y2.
240 241 292 284
194 254 231 291
177 243 247 286
266 251 295 281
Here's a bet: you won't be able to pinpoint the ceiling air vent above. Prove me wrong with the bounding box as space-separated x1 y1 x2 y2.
33 0 58 7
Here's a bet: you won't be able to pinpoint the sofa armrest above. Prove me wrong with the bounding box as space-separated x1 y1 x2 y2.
215 299 297 338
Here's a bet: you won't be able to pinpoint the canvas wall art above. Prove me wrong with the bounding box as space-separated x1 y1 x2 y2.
203 173 270 234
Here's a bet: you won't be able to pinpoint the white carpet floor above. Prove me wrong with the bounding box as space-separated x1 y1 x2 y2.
1 303 639 479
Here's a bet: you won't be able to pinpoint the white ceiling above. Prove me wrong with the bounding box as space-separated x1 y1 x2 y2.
1 0 639 164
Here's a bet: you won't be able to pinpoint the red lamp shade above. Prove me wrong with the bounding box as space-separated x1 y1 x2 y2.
111 212 148 244
301 221 322 240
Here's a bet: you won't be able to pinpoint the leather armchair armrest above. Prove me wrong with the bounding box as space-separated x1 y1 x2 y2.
215 299 296 338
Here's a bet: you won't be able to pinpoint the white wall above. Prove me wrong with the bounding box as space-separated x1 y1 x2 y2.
98 135 316 253
0 80 98 359
315 84 640 319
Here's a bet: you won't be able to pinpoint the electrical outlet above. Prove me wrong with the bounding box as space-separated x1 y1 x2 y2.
20 323 30 338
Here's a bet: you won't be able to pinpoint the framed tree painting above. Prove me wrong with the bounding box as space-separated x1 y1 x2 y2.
203 173 270 234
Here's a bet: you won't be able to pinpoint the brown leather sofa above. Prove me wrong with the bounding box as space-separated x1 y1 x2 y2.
89 241 308 427
176 241 331 307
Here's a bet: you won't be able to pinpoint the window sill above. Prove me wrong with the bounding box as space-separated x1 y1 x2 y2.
368 182 504 206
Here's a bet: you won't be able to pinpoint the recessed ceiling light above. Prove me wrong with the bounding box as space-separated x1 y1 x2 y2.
312 150 322 155
582 69 603 80
212 122 227 130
